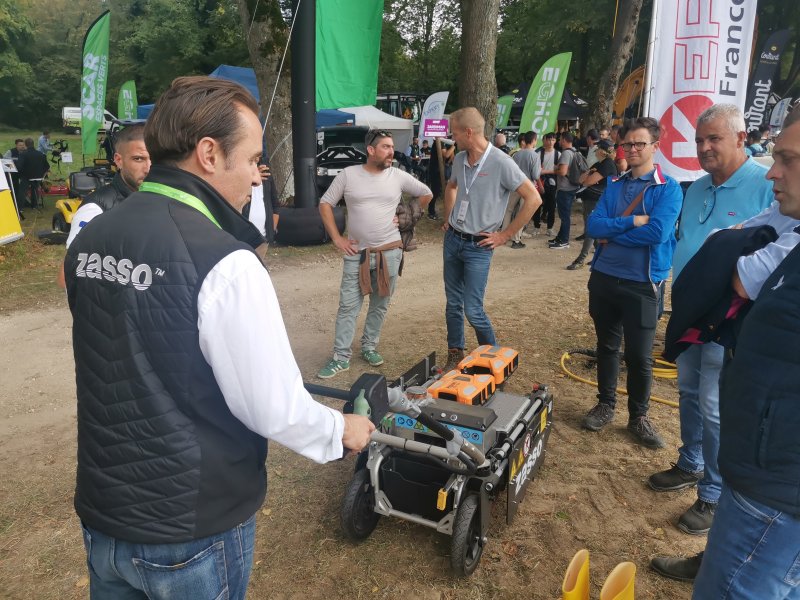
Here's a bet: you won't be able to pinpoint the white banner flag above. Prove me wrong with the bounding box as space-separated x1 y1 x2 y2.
419 91 449 145
645 0 758 181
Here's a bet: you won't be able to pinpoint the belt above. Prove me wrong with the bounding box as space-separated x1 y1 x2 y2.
449 228 487 243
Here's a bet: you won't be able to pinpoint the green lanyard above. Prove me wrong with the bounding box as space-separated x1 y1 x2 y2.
139 182 221 229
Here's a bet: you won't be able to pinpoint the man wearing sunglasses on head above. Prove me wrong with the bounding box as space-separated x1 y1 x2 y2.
581 117 683 449
317 129 432 378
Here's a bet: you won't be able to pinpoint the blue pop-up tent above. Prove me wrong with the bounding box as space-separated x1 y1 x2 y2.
209 65 260 101
137 66 361 126
316 109 355 128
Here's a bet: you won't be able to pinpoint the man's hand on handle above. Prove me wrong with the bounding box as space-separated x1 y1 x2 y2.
342 414 376 455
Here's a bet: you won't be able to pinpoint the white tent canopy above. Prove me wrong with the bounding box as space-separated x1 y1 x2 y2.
339 105 414 152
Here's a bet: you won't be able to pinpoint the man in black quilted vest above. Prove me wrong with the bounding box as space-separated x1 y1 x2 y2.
64 76 375 599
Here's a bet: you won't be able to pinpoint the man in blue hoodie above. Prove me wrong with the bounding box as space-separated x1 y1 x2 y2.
581 117 683 449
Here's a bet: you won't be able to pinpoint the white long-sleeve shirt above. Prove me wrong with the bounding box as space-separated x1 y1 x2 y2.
197 249 344 463
736 201 800 299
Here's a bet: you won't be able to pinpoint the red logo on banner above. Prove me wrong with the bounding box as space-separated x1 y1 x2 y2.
659 94 714 171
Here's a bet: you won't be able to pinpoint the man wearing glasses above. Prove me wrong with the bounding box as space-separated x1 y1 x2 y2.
442 107 541 369
648 104 774 537
582 117 683 448
317 129 432 378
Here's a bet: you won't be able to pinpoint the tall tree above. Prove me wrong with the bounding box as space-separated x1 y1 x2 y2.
235 0 293 199
458 0 500 135
586 0 645 129
384 0 460 93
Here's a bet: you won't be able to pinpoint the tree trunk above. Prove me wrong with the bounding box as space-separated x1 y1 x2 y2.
587 0 645 130
458 0 500 136
236 0 294 200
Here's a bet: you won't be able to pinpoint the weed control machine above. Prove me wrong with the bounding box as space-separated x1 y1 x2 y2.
305 346 553 577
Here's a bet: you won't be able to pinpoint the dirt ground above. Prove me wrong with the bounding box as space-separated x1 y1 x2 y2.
0 214 703 599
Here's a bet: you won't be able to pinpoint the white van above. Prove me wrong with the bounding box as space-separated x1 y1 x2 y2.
62 107 116 134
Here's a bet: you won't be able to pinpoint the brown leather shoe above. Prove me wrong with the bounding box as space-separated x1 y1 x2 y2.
443 348 464 372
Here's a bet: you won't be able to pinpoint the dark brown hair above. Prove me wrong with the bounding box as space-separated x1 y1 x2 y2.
114 123 146 150
624 116 662 142
144 76 259 165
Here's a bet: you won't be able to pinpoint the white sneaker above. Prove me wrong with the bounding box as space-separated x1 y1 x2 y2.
545 229 555 237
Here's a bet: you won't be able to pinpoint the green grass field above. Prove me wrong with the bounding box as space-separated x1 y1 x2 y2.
0 129 90 312
0 129 110 180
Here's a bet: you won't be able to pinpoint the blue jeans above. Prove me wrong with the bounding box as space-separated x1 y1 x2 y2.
332 248 402 361
555 189 577 242
443 229 495 350
676 342 724 504
693 486 800 599
80 514 256 599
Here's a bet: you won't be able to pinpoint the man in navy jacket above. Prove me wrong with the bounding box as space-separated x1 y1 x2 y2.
689 104 800 600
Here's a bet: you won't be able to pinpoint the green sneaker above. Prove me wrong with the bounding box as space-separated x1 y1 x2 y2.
361 349 385 367
317 358 350 379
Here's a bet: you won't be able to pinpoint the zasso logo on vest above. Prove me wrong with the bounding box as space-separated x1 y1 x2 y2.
75 252 155 291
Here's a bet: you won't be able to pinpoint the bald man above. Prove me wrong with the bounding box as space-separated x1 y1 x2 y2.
442 107 541 368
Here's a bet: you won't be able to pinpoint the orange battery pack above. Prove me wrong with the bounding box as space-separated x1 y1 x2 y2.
457 345 519 386
428 371 496 406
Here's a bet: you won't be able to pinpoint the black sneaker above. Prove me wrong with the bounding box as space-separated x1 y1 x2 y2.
648 464 703 492
549 240 570 249
650 553 703 582
566 259 584 270
511 241 526 249
677 499 716 535
582 403 615 431
575 233 585 241
627 416 665 449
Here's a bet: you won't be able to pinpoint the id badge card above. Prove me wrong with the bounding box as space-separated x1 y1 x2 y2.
455 199 469 226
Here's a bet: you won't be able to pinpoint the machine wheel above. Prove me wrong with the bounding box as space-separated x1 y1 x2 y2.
340 468 380 540
53 213 68 233
450 494 483 577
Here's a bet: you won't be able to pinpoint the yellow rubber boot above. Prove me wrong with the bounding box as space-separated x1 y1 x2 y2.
599 561 636 600
561 549 590 600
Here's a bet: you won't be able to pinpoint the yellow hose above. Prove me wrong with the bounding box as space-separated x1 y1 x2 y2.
560 351 679 408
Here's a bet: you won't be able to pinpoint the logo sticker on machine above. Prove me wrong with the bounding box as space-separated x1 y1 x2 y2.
393 415 483 445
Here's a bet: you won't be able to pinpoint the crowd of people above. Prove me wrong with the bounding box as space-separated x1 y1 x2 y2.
3 134 51 218
33 72 798 598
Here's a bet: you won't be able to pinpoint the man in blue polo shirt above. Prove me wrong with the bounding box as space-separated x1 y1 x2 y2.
582 117 683 449
648 104 774 536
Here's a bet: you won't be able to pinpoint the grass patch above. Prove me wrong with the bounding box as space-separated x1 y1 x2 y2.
0 195 67 315
0 129 109 179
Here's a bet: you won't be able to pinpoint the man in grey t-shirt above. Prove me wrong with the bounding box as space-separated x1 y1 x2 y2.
442 107 541 369
503 130 541 248
317 130 432 378
550 132 580 249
